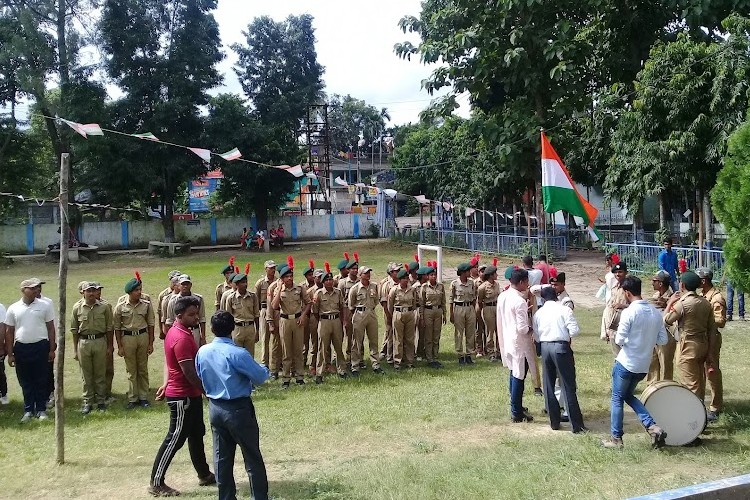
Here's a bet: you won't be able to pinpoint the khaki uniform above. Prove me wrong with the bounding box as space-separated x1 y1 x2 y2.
665 291 715 400
156 286 173 338
379 277 398 363
312 287 347 375
101 299 116 398
450 278 477 355
473 276 486 354
348 281 381 371
219 287 234 310
413 280 427 359
164 293 206 345
604 283 629 356
71 300 114 406
338 276 359 362
702 287 726 412
275 283 311 383
477 280 500 359
647 289 677 383
304 284 321 373
215 281 232 309
419 281 446 362
256 276 280 370
388 285 417 368
113 298 154 403
225 289 260 356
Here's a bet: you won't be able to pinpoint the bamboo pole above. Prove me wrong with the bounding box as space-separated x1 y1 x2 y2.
56 153 70 465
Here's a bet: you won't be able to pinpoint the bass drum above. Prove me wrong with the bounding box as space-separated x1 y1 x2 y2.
640 380 706 446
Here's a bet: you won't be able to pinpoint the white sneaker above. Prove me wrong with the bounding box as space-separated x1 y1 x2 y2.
37 411 49 420
20 412 33 423
0 395 9 405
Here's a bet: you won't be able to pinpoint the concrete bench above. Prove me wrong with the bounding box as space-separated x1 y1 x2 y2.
46 245 100 263
148 241 191 257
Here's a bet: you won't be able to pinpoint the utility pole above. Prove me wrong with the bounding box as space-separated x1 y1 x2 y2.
305 104 331 213
56 152 70 464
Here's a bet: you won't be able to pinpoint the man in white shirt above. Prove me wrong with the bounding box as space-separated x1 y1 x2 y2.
0 302 7 404
603 276 668 449
34 280 56 409
3 278 57 422
533 287 585 433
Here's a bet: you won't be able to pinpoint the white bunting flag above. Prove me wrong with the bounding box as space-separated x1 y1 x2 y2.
61 119 89 138
275 164 304 178
80 124 104 136
219 148 242 161
188 147 212 163
132 132 160 141
465 208 476 217
334 176 349 187
414 195 429 205
442 201 454 211
383 189 398 198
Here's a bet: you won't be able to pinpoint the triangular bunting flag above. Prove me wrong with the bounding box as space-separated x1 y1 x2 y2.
334 176 349 187
188 147 212 163
219 148 242 161
133 132 160 141
61 119 88 138
414 195 429 205
80 124 104 136
275 164 304 178
383 189 398 198
465 208 476 217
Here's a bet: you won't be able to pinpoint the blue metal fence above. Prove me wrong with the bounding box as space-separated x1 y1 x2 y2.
609 242 724 279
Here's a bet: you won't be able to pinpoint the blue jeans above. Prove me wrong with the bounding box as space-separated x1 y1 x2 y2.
209 398 269 500
509 360 529 419
726 282 744 317
610 361 655 438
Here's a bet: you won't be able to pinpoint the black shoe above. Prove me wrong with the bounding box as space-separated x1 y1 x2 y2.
435 361 444 368
560 414 570 423
534 388 544 397
458 356 466 365
573 427 589 434
198 472 216 486
550 424 560 431
373 367 385 374
359 362 366 369
315 376 323 385
394 364 402 371
139 399 151 408
351 370 360 377
707 410 719 423
465 356 474 365
296 379 305 385
97 403 106 412
281 381 291 390
126 401 137 410
511 412 534 423
81 404 92 415
428 361 440 368
338 372 349 379
387 360 394 365
270 373 279 381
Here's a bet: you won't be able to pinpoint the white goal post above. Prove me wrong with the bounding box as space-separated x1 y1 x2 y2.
417 244 443 283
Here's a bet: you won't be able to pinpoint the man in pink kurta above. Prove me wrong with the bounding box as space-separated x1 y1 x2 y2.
496 268 535 422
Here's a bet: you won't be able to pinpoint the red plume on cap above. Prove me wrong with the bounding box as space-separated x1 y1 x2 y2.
308 259 315 269
678 258 688 273
244 263 250 275
414 254 419 263
235 266 239 274
611 253 620 265
229 256 235 266
324 262 331 274
287 255 294 269
135 271 142 283
469 256 478 266
353 252 359 263
474 252 480 261
492 258 498 267
403 262 410 271
344 252 350 261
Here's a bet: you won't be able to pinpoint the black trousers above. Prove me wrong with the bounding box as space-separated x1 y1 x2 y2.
541 341 585 432
14 340 49 414
150 396 211 486
209 398 269 500
0 355 7 396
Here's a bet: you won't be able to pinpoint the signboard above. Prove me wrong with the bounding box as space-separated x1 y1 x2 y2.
188 177 221 212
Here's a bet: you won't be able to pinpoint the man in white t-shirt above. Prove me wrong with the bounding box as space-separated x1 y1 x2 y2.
3 278 56 423
0 302 7 405
33 280 56 408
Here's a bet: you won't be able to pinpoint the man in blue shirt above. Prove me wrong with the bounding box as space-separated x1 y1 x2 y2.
196 311 270 500
602 276 669 450
657 238 679 292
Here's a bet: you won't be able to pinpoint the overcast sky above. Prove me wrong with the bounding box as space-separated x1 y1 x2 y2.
212 0 469 125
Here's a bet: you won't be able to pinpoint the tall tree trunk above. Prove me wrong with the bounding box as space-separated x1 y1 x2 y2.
162 190 176 243
703 192 714 245
255 197 269 232
658 191 668 231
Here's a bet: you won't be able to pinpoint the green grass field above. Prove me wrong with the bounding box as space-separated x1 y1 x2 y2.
0 240 749 500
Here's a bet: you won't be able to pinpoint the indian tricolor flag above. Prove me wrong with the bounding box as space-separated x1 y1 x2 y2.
541 132 601 241
219 148 242 161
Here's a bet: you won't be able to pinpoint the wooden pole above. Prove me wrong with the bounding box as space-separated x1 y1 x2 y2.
56 152 70 465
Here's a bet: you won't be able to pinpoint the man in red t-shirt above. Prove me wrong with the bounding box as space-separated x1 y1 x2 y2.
149 296 214 497
535 254 551 285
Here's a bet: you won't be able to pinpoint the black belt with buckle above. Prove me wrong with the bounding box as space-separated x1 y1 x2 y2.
280 312 302 319
394 306 414 312
235 320 254 327
123 328 147 336
81 333 105 340
354 306 370 312
424 305 443 310
483 301 497 307
454 301 472 307
260 302 267 309
320 313 340 320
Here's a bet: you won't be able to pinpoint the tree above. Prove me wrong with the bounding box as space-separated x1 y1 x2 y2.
229 14 324 228
327 94 390 156
99 0 224 241
712 120 750 289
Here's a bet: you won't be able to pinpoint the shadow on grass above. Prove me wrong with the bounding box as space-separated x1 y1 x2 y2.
267 478 354 500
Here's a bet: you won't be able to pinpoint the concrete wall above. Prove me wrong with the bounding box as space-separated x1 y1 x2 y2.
0 214 376 254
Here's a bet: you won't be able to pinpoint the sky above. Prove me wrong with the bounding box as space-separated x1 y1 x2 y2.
211 0 470 125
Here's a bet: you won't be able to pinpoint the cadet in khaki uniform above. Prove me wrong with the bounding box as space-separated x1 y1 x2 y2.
388 265 418 370
604 262 630 356
477 263 501 362
419 262 446 368
473 261 486 357
647 271 676 383
219 270 237 310
450 262 477 364
156 271 181 340
313 263 348 383
91 283 117 402
696 267 727 422
664 271 715 402
271 259 312 388
164 275 207 346
338 255 360 365
159 275 182 340
225 270 260 356
413 266 430 360
114 276 155 409
379 263 401 364
348 267 383 375
215 259 235 311
305 269 325 375
72 282 114 414
333 253 350 287
299 261 317 374
255 261 278 370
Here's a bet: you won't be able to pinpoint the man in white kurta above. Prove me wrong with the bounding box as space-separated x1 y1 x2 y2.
496 268 535 422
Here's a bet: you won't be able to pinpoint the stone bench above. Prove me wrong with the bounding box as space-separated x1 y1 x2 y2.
46 245 100 263
148 241 191 257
